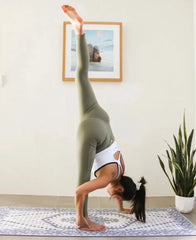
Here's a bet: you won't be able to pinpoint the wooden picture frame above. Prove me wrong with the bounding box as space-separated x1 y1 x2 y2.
62 22 122 82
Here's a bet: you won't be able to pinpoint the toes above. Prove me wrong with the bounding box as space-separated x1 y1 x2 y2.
101 225 106 231
61 5 71 11
61 5 68 12
62 4 69 8
67 6 74 11
61 5 76 14
78 224 106 231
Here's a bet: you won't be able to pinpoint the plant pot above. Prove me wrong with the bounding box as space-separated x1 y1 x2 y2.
175 195 195 213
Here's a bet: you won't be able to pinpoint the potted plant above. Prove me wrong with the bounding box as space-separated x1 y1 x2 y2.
158 113 196 213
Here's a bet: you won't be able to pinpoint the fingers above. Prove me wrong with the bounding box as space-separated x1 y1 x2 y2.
120 209 133 214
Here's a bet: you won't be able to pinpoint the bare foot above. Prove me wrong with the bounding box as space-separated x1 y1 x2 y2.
77 217 90 231
61 5 83 35
77 216 106 231
85 216 106 231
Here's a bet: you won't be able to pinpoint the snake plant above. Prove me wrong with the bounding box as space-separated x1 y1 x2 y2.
158 113 196 197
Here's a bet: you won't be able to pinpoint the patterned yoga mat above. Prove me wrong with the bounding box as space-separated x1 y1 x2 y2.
0 207 196 236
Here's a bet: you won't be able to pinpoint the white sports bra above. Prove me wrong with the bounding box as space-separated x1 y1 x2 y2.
92 141 123 179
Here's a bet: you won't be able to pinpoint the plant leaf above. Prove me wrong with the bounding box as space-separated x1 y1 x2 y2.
183 112 187 145
187 179 196 197
178 126 183 151
158 155 177 193
168 158 185 180
187 129 194 159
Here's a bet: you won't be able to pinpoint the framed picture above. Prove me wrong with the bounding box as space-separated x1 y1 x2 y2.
62 22 122 81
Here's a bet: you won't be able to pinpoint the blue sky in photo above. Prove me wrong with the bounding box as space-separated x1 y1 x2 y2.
71 30 114 52
71 29 114 72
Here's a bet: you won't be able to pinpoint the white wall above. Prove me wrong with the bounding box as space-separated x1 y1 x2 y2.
194 0 196 170
0 0 195 197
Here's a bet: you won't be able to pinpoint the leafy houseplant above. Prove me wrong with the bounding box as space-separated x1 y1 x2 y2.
158 114 196 212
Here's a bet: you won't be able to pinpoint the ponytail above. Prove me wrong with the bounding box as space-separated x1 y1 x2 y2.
119 176 147 222
132 177 146 222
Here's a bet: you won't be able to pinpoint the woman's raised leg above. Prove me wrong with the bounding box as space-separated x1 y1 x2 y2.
61 5 105 231
61 5 98 116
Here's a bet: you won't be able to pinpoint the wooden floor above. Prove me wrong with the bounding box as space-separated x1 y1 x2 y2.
0 194 195 240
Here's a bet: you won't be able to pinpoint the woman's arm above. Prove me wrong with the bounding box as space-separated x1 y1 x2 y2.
75 177 111 221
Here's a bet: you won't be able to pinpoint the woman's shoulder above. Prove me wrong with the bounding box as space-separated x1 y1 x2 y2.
96 163 119 181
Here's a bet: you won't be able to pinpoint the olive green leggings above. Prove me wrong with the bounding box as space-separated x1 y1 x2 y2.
76 34 115 216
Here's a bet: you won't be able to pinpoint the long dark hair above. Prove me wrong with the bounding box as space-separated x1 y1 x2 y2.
120 176 147 222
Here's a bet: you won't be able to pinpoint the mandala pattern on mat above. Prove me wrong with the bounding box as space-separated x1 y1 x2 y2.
0 207 196 236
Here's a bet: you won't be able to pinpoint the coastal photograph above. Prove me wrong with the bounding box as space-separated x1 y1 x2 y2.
71 29 114 72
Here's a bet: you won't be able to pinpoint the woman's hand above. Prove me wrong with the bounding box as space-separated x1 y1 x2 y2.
116 198 133 214
120 208 133 214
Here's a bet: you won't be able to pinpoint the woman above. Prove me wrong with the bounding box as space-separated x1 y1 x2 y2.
61 5 146 231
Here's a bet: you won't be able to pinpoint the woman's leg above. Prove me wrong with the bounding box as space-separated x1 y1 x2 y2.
62 4 96 217
76 34 98 116
77 129 96 217
61 5 98 116
62 5 105 231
